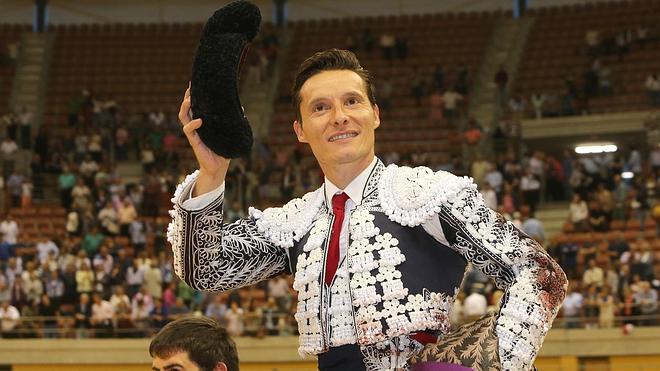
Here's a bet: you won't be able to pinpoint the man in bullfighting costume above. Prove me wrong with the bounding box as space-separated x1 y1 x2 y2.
168 3 566 370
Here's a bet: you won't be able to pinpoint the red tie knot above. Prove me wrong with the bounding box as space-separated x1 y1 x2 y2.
332 192 350 213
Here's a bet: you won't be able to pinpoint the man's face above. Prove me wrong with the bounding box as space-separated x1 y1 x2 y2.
293 70 380 168
152 351 226 371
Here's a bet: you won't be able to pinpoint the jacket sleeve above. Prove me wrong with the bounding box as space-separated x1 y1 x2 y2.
167 171 290 291
437 178 567 371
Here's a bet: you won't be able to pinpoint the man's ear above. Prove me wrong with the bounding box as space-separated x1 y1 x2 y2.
293 120 308 143
214 362 228 371
372 104 381 129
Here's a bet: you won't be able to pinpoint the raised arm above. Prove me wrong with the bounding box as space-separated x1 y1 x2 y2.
168 86 289 291
168 171 290 291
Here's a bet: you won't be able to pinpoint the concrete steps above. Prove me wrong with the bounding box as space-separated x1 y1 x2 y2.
536 201 570 238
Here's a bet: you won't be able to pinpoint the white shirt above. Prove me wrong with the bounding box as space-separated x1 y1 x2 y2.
0 220 19 244
0 140 17 156
0 305 20 331
562 292 583 316
463 292 488 317
92 300 114 322
36 240 59 263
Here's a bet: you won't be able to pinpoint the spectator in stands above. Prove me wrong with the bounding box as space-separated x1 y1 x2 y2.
267 276 290 313
150 298 169 333
608 232 630 260
150 317 239 371
494 65 508 109
74 293 92 338
0 300 20 338
597 285 616 328
168 297 190 321
36 236 59 264
569 193 589 232
125 259 145 297
583 259 604 288
76 262 94 296
0 273 9 304
5 171 22 207
1 136 18 179
508 94 527 122
627 146 642 174
588 201 608 232
521 167 541 213
480 182 497 211
149 110 166 128
562 280 583 328
0 212 18 245
442 87 463 127
118 198 138 236
585 29 600 57
646 73 660 107
582 284 600 328
10 275 27 309
144 261 163 301
531 92 545 119
634 281 658 326
205 294 228 326
16 106 33 150
225 301 244 337
379 32 395 62
82 226 104 256
521 205 546 245
90 292 113 338
462 284 487 322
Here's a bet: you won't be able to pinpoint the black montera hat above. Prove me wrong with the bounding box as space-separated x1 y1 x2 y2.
190 0 260 158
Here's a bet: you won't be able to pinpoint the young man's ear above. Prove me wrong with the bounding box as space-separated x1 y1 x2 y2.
372 104 381 129
214 362 228 371
293 120 308 143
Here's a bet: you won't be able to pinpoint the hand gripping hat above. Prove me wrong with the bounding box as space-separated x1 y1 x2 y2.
190 0 260 158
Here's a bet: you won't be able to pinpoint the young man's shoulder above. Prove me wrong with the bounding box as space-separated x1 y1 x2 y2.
379 163 476 227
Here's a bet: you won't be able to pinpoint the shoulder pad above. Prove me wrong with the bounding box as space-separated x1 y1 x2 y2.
378 164 475 226
249 187 325 248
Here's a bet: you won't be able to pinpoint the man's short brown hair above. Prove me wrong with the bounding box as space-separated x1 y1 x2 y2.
291 48 377 123
149 316 239 371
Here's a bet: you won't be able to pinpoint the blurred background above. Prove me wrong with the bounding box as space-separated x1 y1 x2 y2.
0 0 659 370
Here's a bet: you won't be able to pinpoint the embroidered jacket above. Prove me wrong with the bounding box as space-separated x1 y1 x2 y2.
168 159 567 371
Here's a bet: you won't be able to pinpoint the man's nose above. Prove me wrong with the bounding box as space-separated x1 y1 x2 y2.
332 105 349 126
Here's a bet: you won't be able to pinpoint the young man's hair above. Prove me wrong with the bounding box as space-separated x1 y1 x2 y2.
291 48 377 123
149 316 239 371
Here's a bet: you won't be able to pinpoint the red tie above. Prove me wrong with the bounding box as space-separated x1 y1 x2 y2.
325 192 350 285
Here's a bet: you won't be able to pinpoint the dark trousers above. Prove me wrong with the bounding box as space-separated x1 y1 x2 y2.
318 344 366 371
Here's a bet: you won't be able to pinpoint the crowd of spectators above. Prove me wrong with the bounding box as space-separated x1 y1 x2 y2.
1 18 659 340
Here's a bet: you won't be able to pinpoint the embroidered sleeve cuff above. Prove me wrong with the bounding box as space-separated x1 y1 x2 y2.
175 171 225 211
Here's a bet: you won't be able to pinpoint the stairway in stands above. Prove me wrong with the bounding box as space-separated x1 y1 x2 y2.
536 201 569 241
468 17 534 151
9 32 55 202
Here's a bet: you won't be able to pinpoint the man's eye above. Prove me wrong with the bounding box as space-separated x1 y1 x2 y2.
314 104 327 112
346 98 359 105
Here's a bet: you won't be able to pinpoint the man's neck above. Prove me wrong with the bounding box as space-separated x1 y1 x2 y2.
320 155 375 190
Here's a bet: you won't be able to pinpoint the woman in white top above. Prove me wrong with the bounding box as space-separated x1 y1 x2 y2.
569 193 589 232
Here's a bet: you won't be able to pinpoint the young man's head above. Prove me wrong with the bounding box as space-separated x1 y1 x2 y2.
150 317 238 371
291 49 380 170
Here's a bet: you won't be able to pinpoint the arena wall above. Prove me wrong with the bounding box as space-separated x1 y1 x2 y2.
1 327 660 370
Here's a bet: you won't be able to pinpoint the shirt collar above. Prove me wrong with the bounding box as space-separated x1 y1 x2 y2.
324 156 378 207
